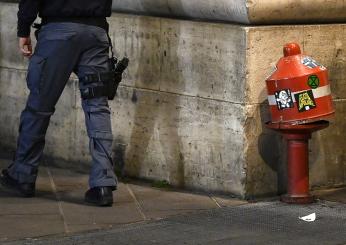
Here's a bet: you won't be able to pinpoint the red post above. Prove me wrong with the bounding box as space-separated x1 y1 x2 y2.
266 121 329 204
281 133 313 204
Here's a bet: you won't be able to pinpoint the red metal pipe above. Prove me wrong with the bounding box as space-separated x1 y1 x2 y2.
266 121 329 204
281 133 313 203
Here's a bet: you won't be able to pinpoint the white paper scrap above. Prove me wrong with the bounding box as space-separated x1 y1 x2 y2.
299 213 316 222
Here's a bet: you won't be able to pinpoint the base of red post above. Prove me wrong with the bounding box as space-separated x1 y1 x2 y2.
280 194 314 204
266 120 329 205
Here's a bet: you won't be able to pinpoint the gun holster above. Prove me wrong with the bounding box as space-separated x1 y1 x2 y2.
79 57 129 100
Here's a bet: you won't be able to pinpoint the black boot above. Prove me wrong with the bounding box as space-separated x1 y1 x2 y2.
0 169 35 197
85 187 114 206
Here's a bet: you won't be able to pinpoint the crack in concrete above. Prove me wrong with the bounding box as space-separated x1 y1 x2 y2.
126 184 148 221
46 167 70 234
209 196 222 208
120 84 246 105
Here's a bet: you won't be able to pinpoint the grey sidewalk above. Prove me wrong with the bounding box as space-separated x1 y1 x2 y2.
0 158 246 243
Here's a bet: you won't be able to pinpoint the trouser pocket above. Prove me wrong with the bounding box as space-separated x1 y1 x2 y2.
27 55 46 94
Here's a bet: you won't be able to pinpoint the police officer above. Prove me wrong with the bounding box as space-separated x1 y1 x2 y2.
0 0 120 206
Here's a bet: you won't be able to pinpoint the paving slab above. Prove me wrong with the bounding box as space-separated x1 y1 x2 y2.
127 184 220 220
211 196 248 208
0 159 64 242
0 161 57 214
0 160 64 242
0 214 65 243
46 168 144 233
0 160 64 243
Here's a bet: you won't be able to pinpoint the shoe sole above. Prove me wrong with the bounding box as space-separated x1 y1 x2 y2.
0 177 35 198
85 196 113 207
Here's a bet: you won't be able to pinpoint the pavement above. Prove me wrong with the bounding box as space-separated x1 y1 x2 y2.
0 157 246 243
1 157 346 245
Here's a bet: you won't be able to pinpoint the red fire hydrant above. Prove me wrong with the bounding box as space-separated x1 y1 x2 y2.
265 43 335 204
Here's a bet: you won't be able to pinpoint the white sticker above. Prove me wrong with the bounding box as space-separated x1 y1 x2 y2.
275 89 294 110
265 65 278 80
301 56 323 69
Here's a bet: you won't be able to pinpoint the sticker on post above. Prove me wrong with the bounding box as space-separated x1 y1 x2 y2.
275 89 294 110
307 75 320 89
301 56 326 70
265 65 278 80
294 90 316 112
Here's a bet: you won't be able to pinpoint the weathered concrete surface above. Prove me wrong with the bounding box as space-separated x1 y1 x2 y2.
0 2 346 197
112 0 346 24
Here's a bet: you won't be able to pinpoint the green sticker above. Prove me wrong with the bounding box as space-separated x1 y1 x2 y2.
308 75 320 89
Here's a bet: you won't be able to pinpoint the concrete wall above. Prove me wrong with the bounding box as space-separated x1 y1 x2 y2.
0 1 346 197
112 0 346 24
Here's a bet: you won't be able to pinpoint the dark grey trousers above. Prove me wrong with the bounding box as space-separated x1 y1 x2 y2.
8 22 117 188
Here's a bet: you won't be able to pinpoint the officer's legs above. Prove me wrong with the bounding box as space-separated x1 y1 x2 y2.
75 26 117 189
8 23 81 184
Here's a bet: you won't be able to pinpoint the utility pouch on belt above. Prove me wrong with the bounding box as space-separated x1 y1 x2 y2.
79 57 129 100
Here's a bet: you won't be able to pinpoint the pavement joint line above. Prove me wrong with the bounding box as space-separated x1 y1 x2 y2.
46 167 70 234
125 184 148 221
209 196 222 208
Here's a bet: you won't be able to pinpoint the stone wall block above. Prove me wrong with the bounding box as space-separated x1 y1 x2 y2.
108 15 161 91
111 86 246 194
160 19 247 103
310 101 346 188
0 2 38 70
112 0 346 25
245 26 305 105
0 68 28 149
